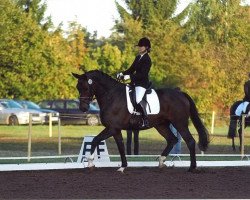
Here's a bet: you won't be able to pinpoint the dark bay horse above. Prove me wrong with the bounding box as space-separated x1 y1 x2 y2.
72 70 209 172
228 100 250 151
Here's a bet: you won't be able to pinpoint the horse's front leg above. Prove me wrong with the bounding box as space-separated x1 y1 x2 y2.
88 127 111 168
113 131 127 173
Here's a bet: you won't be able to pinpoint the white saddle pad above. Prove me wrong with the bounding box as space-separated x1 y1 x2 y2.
126 86 160 115
235 102 249 116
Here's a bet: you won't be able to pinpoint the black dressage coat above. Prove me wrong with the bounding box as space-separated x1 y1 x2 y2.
123 53 151 88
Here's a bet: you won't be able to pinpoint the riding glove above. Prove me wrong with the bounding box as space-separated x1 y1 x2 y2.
117 72 123 79
123 75 130 80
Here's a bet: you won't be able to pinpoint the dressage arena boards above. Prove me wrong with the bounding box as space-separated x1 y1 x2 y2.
0 154 250 172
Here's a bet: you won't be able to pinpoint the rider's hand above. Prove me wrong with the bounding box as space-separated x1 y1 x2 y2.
117 72 123 80
123 75 130 80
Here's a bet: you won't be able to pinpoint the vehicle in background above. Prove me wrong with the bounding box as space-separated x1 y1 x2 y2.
15 100 59 124
91 99 99 109
0 99 46 125
38 99 101 125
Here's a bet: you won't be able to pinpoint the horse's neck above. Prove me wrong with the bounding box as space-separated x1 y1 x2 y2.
93 77 124 109
94 84 107 107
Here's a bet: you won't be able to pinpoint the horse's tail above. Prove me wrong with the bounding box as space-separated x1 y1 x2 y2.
182 92 210 152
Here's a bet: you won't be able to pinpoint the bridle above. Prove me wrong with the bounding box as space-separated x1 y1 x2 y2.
78 78 95 105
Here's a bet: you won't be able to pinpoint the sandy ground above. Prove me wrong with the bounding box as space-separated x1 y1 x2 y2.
1 166 250 199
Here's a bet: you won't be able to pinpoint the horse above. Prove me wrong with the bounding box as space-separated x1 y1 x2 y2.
72 70 210 172
227 100 250 151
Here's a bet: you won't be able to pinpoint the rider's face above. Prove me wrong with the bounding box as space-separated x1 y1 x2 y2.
138 46 147 54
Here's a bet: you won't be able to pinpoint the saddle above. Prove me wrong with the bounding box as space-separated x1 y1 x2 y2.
125 83 160 129
128 83 152 114
125 84 160 115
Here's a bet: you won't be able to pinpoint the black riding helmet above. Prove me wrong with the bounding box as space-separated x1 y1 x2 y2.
136 37 151 52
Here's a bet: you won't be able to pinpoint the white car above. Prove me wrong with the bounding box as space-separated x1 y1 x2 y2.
0 99 46 125
15 100 59 124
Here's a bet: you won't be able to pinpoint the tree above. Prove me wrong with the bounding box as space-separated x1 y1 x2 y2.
182 0 250 112
16 0 52 30
94 43 122 75
66 22 88 70
0 0 79 101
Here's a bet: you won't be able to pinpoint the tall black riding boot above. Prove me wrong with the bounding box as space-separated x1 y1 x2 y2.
138 101 149 128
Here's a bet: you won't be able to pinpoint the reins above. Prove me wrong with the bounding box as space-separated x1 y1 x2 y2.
79 96 96 101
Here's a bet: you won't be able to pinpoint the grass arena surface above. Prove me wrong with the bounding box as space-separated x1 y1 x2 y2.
0 125 250 158
1 167 250 199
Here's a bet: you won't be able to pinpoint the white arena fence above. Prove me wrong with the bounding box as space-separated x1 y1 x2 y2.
0 154 250 171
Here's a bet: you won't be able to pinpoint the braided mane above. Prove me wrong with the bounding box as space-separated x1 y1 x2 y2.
86 70 124 88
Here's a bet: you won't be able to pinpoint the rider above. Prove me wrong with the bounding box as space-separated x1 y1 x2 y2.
117 37 152 127
243 72 250 102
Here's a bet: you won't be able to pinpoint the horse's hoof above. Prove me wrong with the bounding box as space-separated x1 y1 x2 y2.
167 164 175 169
159 163 175 170
88 160 95 168
88 163 95 168
88 165 96 171
117 167 125 173
159 163 167 169
157 156 167 168
188 168 200 173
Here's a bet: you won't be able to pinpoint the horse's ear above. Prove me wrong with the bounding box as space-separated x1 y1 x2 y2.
72 73 81 79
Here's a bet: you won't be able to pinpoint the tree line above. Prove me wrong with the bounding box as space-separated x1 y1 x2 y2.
0 0 249 114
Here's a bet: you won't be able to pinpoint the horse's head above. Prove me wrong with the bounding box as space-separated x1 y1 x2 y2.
72 72 94 112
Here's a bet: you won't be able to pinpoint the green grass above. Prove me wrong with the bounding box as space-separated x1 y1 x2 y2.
0 124 249 164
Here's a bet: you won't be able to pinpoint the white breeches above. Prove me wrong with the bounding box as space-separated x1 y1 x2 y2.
135 86 146 104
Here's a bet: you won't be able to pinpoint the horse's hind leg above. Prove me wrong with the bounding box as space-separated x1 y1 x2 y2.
154 124 178 167
173 123 197 172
